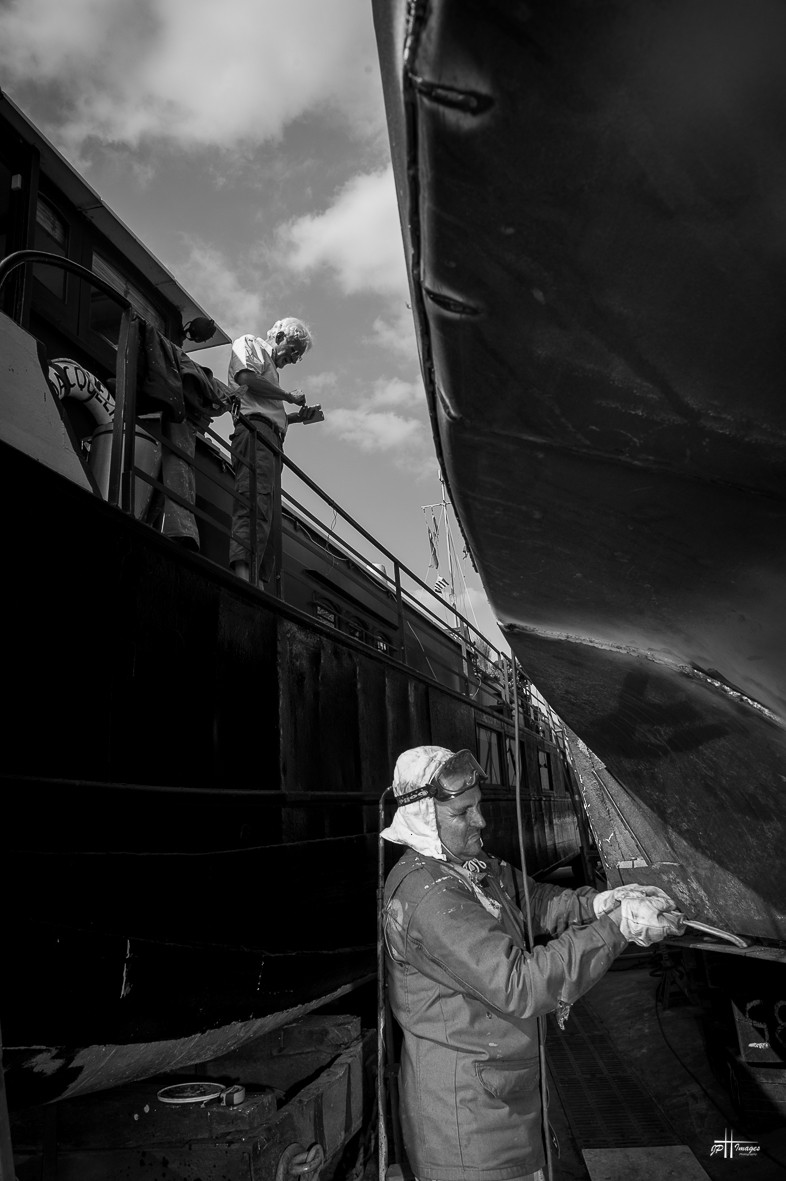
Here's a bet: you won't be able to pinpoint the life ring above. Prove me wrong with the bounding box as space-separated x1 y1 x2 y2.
48 357 114 425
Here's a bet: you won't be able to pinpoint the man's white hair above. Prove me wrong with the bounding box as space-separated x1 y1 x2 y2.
267 317 313 352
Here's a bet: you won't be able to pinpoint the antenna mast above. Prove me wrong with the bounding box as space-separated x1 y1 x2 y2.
439 471 456 608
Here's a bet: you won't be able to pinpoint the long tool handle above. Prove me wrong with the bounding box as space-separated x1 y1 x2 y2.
683 919 749 949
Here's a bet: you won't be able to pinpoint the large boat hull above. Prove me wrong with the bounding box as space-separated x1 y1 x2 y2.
373 0 786 941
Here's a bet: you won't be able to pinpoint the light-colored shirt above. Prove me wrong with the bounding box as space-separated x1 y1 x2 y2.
228 334 288 436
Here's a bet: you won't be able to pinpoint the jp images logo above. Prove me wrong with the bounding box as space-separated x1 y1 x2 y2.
710 1128 761 1158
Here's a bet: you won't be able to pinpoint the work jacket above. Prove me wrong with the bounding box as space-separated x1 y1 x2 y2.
383 849 628 1181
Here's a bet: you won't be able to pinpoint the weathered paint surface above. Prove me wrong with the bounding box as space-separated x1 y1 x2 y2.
10 985 358 1105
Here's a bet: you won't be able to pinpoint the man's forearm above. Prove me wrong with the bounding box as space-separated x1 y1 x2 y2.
237 370 297 403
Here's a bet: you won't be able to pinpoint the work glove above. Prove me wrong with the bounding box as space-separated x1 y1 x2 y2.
593 883 676 918
612 894 686 946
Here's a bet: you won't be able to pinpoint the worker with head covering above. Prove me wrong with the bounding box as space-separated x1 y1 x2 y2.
227 317 323 587
382 745 683 1181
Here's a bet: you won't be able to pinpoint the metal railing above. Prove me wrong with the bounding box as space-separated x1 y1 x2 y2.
0 250 556 730
197 408 515 703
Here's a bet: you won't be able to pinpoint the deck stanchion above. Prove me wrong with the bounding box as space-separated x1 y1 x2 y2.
248 423 258 583
393 562 407 664
118 316 139 516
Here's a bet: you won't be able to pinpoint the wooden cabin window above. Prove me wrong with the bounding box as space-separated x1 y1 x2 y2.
344 615 366 642
90 249 165 345
476 724 503 784
504 736 517 788
538 749 554 793
504 736 531 791
33 197 68 300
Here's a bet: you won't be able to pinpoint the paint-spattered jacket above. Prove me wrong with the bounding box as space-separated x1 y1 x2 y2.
383 849 628 1181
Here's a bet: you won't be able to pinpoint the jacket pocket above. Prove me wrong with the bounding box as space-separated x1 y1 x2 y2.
475 1058 540 1100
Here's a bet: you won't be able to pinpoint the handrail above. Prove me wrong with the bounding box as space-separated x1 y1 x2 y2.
201 411 508 673
201 410 512 693
0 249 133 310
183 411 523 700
200 408 495 664
279 486 485 653
274 420 491 649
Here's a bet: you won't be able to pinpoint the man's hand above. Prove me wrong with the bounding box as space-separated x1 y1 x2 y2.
288 390 306 407
607 894 686 946
286 403 325 426
593 883 676 917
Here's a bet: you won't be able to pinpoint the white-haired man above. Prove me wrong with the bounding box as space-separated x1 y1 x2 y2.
382 745 684 1181
227 318 323 586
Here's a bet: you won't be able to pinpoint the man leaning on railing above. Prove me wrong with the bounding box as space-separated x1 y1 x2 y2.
227 317 324 588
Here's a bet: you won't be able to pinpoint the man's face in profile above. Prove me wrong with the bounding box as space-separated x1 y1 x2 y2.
435 786 486 862
273 333 306 368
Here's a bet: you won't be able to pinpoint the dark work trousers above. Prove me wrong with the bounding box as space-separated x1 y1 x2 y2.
161 415 200 546
229 417 283 584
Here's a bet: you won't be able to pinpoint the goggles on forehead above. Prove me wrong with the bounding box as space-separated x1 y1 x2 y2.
395 749 488 806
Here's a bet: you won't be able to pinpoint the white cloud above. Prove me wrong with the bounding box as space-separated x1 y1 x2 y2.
325 408 422 452
367 377 424 410
283 167 408 296
324 407 439 479
369 304 418 354
175 239 264 334
0 0 385 151
303 372 338 397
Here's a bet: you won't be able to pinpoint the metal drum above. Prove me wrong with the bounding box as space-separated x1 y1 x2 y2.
89 416 162 519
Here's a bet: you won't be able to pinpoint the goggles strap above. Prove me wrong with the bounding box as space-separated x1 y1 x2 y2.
395 785 433 807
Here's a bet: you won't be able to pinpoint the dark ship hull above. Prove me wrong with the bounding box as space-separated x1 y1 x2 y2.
1 382 582 1104
372 0 786 946
0 437 371 1104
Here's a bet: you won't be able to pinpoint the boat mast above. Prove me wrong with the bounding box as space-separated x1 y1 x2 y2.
440 471 457 611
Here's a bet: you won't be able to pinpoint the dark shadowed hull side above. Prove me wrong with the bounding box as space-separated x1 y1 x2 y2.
1 438 583 1105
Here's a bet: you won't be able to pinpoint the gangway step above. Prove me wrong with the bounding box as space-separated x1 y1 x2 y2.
582 1145 710 1179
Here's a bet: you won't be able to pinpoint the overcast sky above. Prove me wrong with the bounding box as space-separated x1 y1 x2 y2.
0 0 505 649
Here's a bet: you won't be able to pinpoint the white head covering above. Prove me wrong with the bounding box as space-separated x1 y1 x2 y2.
380 745 454 859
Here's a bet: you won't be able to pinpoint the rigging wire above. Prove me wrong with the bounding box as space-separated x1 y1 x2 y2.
406 619 439 681
511 648 555 1181
325 506 339 567
446 512 479 632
